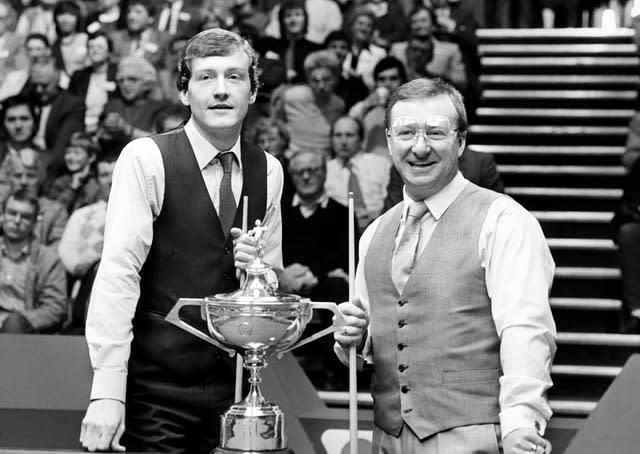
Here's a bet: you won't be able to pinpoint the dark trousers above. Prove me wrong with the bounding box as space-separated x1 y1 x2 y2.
123 351 235 453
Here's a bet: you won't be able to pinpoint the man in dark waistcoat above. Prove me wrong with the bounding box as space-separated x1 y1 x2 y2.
334 78 556 454
80 28 284 453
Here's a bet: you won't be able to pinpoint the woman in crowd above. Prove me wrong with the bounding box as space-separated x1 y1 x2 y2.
52 0 88 80
342 7 386 89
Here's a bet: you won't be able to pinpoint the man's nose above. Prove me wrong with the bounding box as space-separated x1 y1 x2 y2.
213 75 229 99
411 133 430 157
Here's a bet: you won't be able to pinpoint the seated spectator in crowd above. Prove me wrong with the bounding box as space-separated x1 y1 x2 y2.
0 32 51 101
274 50 344 156
0 94 39 200
324 30 369 110
390 6 467 90
52 1 89 81
613 157 640 334
161 34 189 103
348 56 406 157
153 103 190 133
384 147 505 210
15 0 57 44
97 56 167 156
281 150 351 388
254 118 294 205
155 0 203 38
0 1 29 87
7 147 69 245
325 116 390 231
342 7 386 89
231 0 269 38
360 0 407 47
68 30 118 133
44 132 102 213
109 0 170 98
256 0 321 88
85 0 127 35
265 0 343 45
403 34 436 80
21 55 86 177
0 189 68 334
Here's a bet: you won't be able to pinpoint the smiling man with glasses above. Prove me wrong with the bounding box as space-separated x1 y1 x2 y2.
333 77 556 454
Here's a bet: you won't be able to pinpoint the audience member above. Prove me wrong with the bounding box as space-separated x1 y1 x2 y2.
153 103 190 133
162 34 189 103
25 32 53 59
325 116 390 231
0 94 40 200
7 147 69 245
155 0 203 38
360 0 407 47
15 0 57 44
109 0 170 72
613 158 640 334
44 131 102 213
85 0 126 35
21 55 86 177
390 6 467 90
342 7 386 89
385 147 505 210
231 0 269 38
0 188 68 333
404 35 436 80
256 0 322 87
68 30 118 132
0 1 29 85
348 56 406 157
254 118 295 204
265 0 343 45
324 30 369 110
97 56 167 156
274 50 344 156
52 1 89 79
0 32 52 101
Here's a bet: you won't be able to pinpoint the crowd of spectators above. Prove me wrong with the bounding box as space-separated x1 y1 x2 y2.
1 0 631 386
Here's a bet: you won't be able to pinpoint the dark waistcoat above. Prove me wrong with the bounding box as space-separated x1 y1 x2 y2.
131 128 267 383
365 182 502 439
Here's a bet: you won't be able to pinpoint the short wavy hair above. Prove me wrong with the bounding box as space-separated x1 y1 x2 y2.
303 50 341 81
176 28 260 95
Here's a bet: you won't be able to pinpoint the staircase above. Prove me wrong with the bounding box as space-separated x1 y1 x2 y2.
472 27 640 417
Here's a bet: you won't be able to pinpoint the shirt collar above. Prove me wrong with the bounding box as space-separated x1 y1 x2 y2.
291 192 329 209
401 171 467 221
184 119 242 171
0 238 31 260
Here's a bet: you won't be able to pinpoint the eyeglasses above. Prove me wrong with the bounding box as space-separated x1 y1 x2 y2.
387 115 460 143
290 166 324 177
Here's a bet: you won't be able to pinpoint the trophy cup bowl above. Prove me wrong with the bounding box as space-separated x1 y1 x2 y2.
166 221 345 454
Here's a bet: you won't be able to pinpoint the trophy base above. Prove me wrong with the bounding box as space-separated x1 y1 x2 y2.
212 448 294 454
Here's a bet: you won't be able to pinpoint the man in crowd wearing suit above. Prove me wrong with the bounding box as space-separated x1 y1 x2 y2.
334 78 556 454
155 0 203 38
80 28 283 453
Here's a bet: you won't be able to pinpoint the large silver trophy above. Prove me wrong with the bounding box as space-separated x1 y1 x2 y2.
166 221 345 454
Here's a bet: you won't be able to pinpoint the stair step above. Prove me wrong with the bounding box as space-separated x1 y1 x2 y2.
533 211 613 223
555 267 621 279
482 56 639 67
550 297 621 310
480 74 640 87
479 43 636 55
468 145 624 156
506 187 622 198
478 27 634 40
476 107 634 119
557 332 640 347
482 90 636 100
552 364 621 377
498 165 626 176
547 238 616 250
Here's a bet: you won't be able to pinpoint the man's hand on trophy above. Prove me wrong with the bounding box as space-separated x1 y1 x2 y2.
334 300 369 349
80 398 126 452
230 227 259 268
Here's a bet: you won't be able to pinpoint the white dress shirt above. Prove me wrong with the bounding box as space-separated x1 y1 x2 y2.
325 152 391 219
86 119 284 402
336 172 557 439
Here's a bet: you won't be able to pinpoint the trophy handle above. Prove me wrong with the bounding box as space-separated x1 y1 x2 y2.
165 298 236 357
277 302 346 357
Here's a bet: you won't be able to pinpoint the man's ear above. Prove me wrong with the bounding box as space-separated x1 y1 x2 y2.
457 130 467 157
179 90 190 107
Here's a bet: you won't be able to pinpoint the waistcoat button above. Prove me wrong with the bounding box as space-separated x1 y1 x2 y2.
401 385 410 393
398 320 407 328
398 364 408 372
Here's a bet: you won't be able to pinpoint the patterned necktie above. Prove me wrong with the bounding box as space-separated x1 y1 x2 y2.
391 201 429 293
218 152 236 237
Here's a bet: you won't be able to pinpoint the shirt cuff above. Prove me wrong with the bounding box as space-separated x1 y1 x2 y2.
499 405 548 439
90 370 128 403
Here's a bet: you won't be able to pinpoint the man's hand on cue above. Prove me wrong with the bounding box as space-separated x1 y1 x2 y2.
503 427 552 454
230 227 258 269
80 398 126 452
334 300 369 349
